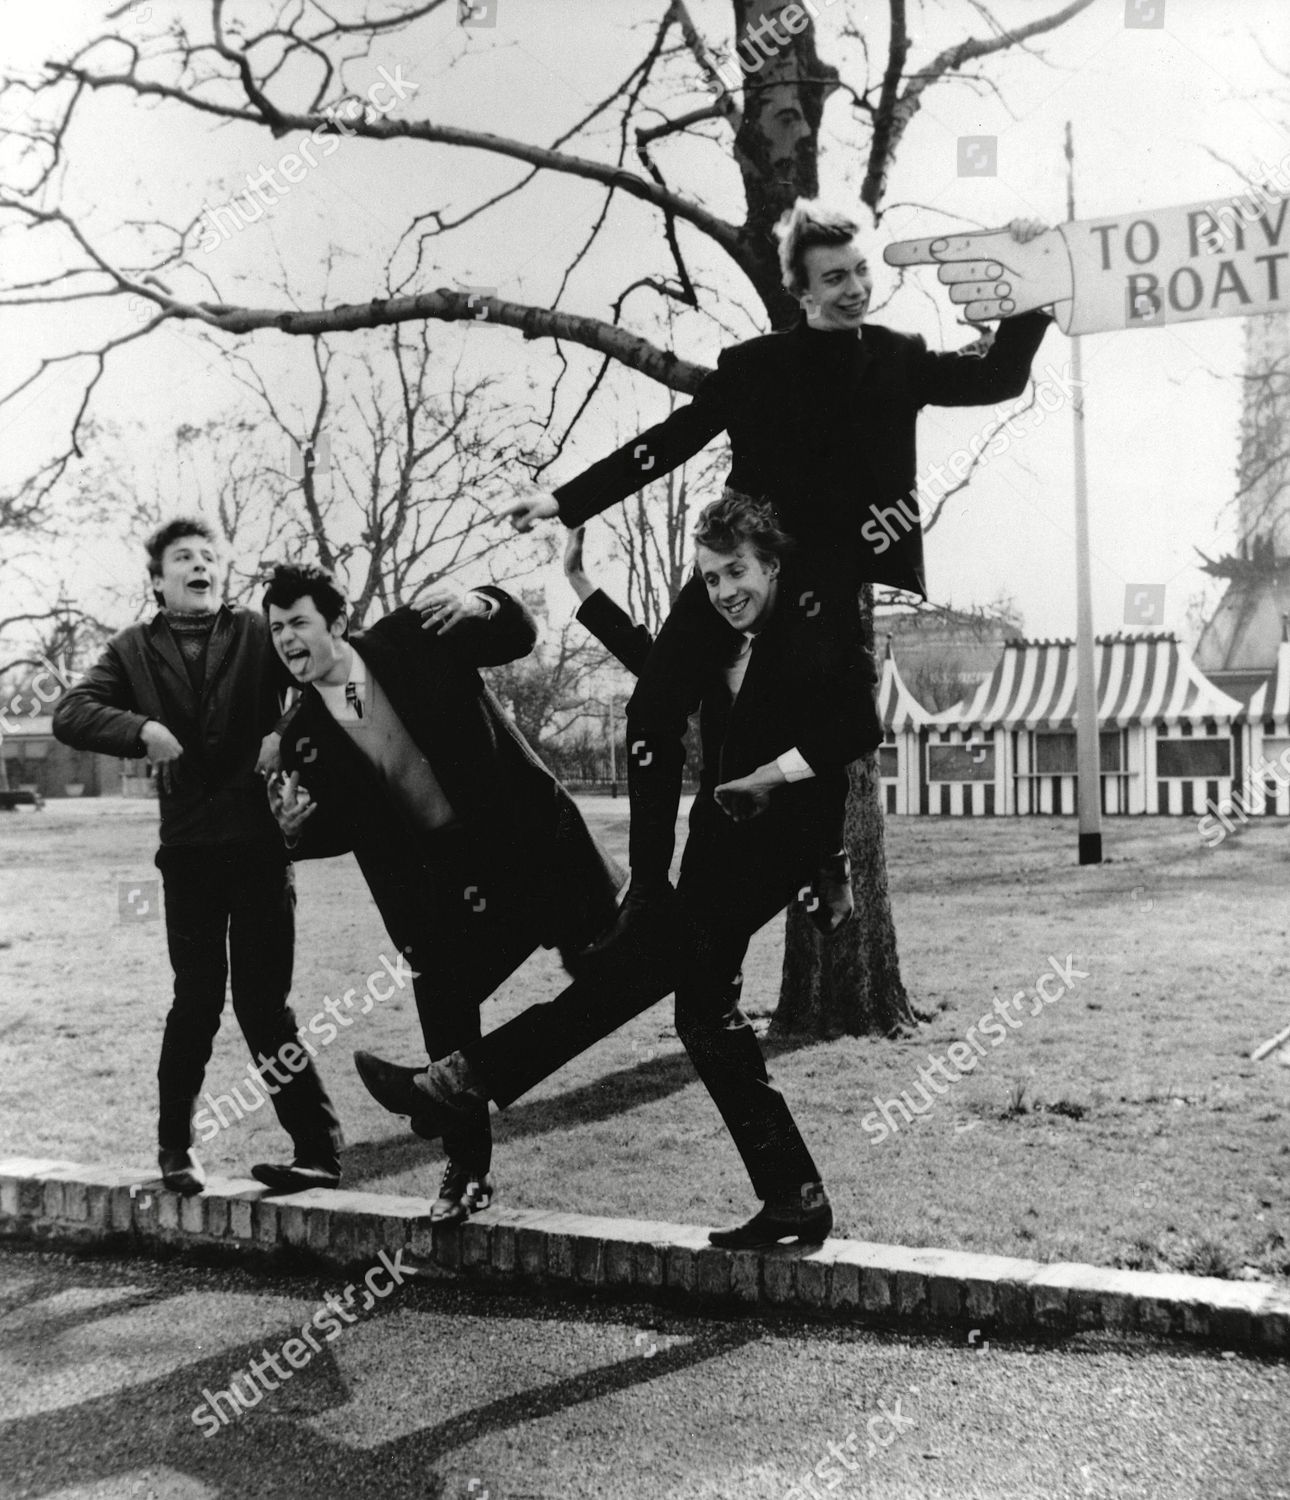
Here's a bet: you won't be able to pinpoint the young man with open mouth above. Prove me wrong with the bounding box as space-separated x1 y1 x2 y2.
264 563 624 1224
53 519 343 1196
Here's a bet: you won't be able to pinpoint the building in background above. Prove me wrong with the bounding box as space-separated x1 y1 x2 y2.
0 716 133 799
922 633 1244 817
1195 311 1290 705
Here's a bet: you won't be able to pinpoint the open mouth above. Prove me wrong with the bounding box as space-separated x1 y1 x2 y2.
187 579 211 593
283 647 311 670
724 598 750 621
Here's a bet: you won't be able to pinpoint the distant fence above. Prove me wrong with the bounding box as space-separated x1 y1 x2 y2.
561 778 701 798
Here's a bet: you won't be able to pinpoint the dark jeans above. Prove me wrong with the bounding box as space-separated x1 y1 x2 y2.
625 573 856 884
155 841 342 1157
465 801 821 1202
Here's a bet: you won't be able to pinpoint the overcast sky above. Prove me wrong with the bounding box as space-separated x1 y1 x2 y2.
2 0 1288 644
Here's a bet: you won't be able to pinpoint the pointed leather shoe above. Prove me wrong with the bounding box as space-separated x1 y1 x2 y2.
354 1050 431 1116
708 1197 833 1249
158 1147 205 1197
250 1159 341 1193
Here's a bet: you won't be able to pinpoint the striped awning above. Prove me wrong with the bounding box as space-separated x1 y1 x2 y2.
877 644 931 733
1247 640 1290 723
935 633 1244 730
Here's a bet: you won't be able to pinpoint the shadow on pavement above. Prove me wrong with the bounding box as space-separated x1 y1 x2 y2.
0 1255 765 1500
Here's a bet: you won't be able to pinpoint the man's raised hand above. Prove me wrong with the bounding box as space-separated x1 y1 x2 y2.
416 582 492 633
884 217 1071 325
499 492 559 534
563 526 595 604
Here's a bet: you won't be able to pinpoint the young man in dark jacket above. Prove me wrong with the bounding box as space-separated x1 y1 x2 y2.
264 564 624 1223
501 200 1051 956
52 519 343 1196
357 492 878 1247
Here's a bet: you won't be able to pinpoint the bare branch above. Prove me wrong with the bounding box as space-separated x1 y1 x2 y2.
860 0 1099 216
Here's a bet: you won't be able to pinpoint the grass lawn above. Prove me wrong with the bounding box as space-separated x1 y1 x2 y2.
1 797 1287 1285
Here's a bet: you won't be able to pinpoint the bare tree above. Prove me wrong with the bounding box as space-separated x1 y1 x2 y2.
0 0 1099 1033
55 329 535 625
484 619 613 755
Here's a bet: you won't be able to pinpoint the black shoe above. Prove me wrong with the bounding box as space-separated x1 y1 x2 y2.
708 1191 833 1249
158 1147 205 1196
806 852 853 937
580 880 677 968
429 1161 495 1224
250 1159 341 1193
354 1050 428 1116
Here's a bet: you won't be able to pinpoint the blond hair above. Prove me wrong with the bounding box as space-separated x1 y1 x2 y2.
773 199 863 297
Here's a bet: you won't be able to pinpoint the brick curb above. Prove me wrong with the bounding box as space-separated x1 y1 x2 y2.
3 1158 1287 1351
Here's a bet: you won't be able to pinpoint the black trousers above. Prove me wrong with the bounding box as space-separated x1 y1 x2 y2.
464 800 822 1202
624 572 855 884
373 829 549 1170
155 841 342 1156
374 828 545 1064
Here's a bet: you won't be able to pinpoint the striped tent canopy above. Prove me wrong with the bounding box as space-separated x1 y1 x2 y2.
1246 639 1290 721
878 641 931 732
936 632 1244 731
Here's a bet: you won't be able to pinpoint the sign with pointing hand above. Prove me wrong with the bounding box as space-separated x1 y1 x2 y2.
885 190 1290 335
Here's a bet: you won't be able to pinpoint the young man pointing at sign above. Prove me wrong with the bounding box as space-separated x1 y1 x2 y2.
501 200 1051 959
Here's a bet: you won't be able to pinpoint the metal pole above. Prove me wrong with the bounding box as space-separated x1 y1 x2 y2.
1066 120 1102 864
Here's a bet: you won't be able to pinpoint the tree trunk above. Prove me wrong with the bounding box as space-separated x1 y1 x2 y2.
773 585 916 1037
773 754 914 1037
730 0 841 326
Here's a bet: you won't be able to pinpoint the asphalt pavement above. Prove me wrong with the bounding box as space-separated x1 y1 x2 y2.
1 1244 1288 1500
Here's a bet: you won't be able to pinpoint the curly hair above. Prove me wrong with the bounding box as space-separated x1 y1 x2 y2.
773 198 863 297
261 562 348 632
693 489 794 567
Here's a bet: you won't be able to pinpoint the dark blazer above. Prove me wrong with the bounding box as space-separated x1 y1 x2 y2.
577 564 877 852
53 606 282 847
278 589 624 955
555 311 1052 597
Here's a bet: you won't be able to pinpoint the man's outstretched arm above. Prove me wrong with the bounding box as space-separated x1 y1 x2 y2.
911 309 1053 408
500 364 731 534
